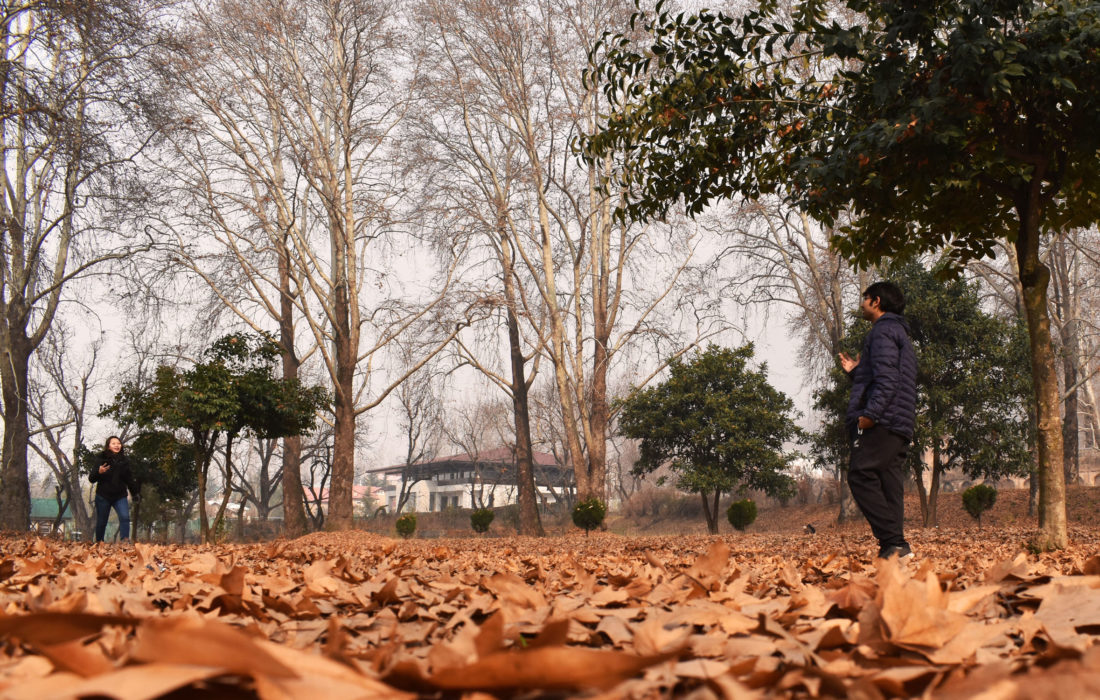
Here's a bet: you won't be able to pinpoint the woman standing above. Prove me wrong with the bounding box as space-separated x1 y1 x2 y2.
89 436 140 542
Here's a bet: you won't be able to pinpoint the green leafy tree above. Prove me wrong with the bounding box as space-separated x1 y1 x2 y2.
571 498 607 536
104 333 328 543
585 0 1100 549
814 262 1032 526
396 512 417 539
726 499 757 532
617 344 799 534
962 484 998 527
470 508 495 534
124 432 198 540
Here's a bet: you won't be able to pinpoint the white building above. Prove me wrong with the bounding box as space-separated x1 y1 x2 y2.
367 448 573 513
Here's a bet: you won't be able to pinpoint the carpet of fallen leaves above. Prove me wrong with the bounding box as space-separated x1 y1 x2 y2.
1 527 1099 699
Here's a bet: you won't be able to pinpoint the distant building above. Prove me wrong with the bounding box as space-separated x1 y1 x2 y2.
29 498 75 538
366 448 574 513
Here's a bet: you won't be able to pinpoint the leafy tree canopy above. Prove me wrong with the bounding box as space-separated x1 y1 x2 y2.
584 0 1100 266
105 333 328 441
616 343 799 532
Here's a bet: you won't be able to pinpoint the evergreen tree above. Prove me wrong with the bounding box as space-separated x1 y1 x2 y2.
617 344 799 534
815 262 1032 526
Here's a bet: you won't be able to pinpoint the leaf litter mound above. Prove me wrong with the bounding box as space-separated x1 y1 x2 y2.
0 528 1098 699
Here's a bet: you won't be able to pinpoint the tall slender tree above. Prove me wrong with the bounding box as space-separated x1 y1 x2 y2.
0 0 163 529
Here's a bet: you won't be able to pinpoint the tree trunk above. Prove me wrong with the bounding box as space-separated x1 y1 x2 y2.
197 448 210 543
701 490 721 535
0 336 32 531
1052 239 1080 485
923 443 944 528
278 241 307 538
213 433 237 541
66 455 91 536
836 460 858 523
928 457 942 528
1015 202 1067 550
327 278 356 530
505 281 544 536
587 313 610 502
1028 470 1037 517
914 464 929 526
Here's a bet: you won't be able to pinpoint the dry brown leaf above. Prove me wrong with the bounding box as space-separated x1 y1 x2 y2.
0 611 137 646
425 645 681 692
878 567 970 650
131 615 298 678
2 663 224 700
1034 582 1100 649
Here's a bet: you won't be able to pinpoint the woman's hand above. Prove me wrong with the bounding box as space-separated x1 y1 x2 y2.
99 464 110 474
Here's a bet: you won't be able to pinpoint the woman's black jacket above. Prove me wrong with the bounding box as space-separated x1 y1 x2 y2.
88 451 139 502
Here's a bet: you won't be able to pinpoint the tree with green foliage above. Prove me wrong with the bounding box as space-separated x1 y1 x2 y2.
119 432 198 541
585 0 1100 549
617 344 799 534
962 484 998 527
104 333 328 543
814 262 1032 527
726 499 757 532
470 508 495 534
571 498 607 536
396 513 417 539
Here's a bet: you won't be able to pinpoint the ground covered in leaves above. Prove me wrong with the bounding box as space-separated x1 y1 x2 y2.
1 527 1099 699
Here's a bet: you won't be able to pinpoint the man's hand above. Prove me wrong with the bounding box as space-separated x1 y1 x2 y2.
858 416 875 430
838 352 860 373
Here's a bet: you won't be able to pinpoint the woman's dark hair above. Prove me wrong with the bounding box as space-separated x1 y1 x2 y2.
863 281 906 314
102 435 125 456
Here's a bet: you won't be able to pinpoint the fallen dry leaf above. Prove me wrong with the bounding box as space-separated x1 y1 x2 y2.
0 526 1097 698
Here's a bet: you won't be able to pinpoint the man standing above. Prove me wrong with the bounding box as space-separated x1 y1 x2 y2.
839 282 918 559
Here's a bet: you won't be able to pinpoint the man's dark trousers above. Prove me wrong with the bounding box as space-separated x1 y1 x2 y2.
848 425 909 549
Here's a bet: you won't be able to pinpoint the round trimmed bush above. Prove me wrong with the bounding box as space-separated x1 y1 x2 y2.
470 507 495 534
571 498 607 535
962 483 997 526
726 499 757 532
395 512 417 539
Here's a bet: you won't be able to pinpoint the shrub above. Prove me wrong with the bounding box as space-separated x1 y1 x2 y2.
962 484 997 527
571 498 607 535
395 513 417 539
726 499 757 531
470 508 495 534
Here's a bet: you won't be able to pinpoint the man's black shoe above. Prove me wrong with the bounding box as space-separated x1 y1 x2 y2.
878 544 914 560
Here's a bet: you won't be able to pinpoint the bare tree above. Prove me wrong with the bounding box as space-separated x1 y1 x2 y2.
1049 228 1100 485
390 350 445 513
442 397 513 510
229 437 284 524
416 0 725 512
302 427 333 530
0 0 162 529
26 324 101 538
148 0 483 531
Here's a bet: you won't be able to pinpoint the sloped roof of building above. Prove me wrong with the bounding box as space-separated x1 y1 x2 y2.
30 498 72 520
368 447 561 474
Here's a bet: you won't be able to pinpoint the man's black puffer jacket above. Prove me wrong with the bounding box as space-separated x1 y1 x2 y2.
88 451 139 502
845 312 918 441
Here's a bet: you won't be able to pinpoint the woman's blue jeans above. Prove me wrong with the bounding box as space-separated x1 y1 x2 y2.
94 495 130 542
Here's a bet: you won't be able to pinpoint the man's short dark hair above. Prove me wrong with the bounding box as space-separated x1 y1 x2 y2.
863 281 906 314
